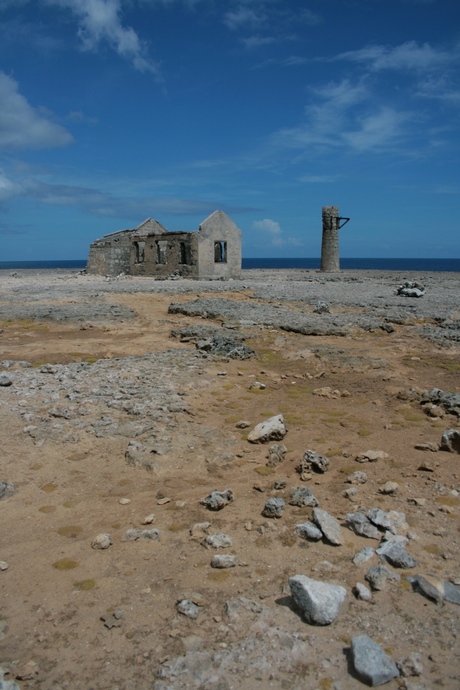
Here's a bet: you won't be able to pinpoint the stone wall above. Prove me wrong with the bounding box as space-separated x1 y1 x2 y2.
86 231 133 276
197 211 242 279
130 232 199 277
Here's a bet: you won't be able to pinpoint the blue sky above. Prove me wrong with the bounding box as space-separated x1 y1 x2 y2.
1 0 459 260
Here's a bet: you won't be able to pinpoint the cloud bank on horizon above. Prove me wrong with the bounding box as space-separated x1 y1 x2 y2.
0 0 459 259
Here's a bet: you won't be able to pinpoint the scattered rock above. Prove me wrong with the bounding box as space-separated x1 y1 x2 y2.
249 381 266 390
142 514 156 525
312 508 343 546
299 449 330 475
289 574 347 625
176 600 200 620
444 580 460 605
289 486 319 508
367 508 408 535
101 611 123 629
0 561 9 571
352 547 375 565
414 442 439 452
365 564 400 591
396 281 425 298
266 443 287 467
380 481 399 495
353 583 372 602
351 634 400 686
397 653 423 677
313 301 330 314
91 533 113 550
376 541 417 569
440 429 460 453
407 574 444 604
119 497 131 505
356 450 389 463
247 414 287 443
190 522 211 540
0 482 15 500
200 489 234 510
345 512 381 540
210 554 237 569
347 470 368 484
124 529 160 541
262 497 285 518
0 374 13 387
204 533 232 549
236 420 250 429
294 521 323 541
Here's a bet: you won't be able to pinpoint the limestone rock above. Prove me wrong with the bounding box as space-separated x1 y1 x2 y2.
176 600 200 620
407 574 444 604
351 634 400 686
313 301 330 314
204 533 232 549
289 574 347 625
353 583 372 601
440 429 460 453
376 541 417 569
267 443 287 467
289 486 319 508
262 497 285 518
91 533 113 550
347 470 368 484
380 481 399 495
247 414 287 444
397 653 423 677
352 547 375 565
312 508 342 546
200 489 234 510
299 449 330 475
211 554 237 569
294 521 323 541
124 529 160 541
444 580 460 605
356 450 389 463
0 482 15 500
365 564 400 591
345 512 381 539
0 374 13 387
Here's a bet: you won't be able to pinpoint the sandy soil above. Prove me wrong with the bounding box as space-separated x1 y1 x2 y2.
0 270 459 690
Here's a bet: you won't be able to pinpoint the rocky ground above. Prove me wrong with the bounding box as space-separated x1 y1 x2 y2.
0 268 459 690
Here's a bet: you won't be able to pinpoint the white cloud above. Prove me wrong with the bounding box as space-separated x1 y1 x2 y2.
0 71 73 150
0 169 23 202
242 35 275 50
338 41 458 73
342 107 409 152
224 6 265 31
298 9 322 26
46 0 161 76
252 217 284 245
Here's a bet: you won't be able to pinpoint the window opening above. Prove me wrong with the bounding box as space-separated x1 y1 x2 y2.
179 242 190 265
214 241 227 263
135 241 145 263
155 240 168 264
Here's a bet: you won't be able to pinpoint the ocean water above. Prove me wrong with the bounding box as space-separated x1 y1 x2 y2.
0 258 459 272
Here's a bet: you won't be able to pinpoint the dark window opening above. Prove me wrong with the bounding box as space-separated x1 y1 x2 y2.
179 242 191 265
134 241 145 263
214 241 227 263
156 240 168 264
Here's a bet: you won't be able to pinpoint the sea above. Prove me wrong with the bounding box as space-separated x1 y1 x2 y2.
0 258 459 272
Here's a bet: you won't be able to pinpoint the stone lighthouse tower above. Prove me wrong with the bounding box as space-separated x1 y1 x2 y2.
320 206 349 272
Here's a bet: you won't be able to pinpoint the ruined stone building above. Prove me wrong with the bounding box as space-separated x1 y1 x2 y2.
86 210 242 279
